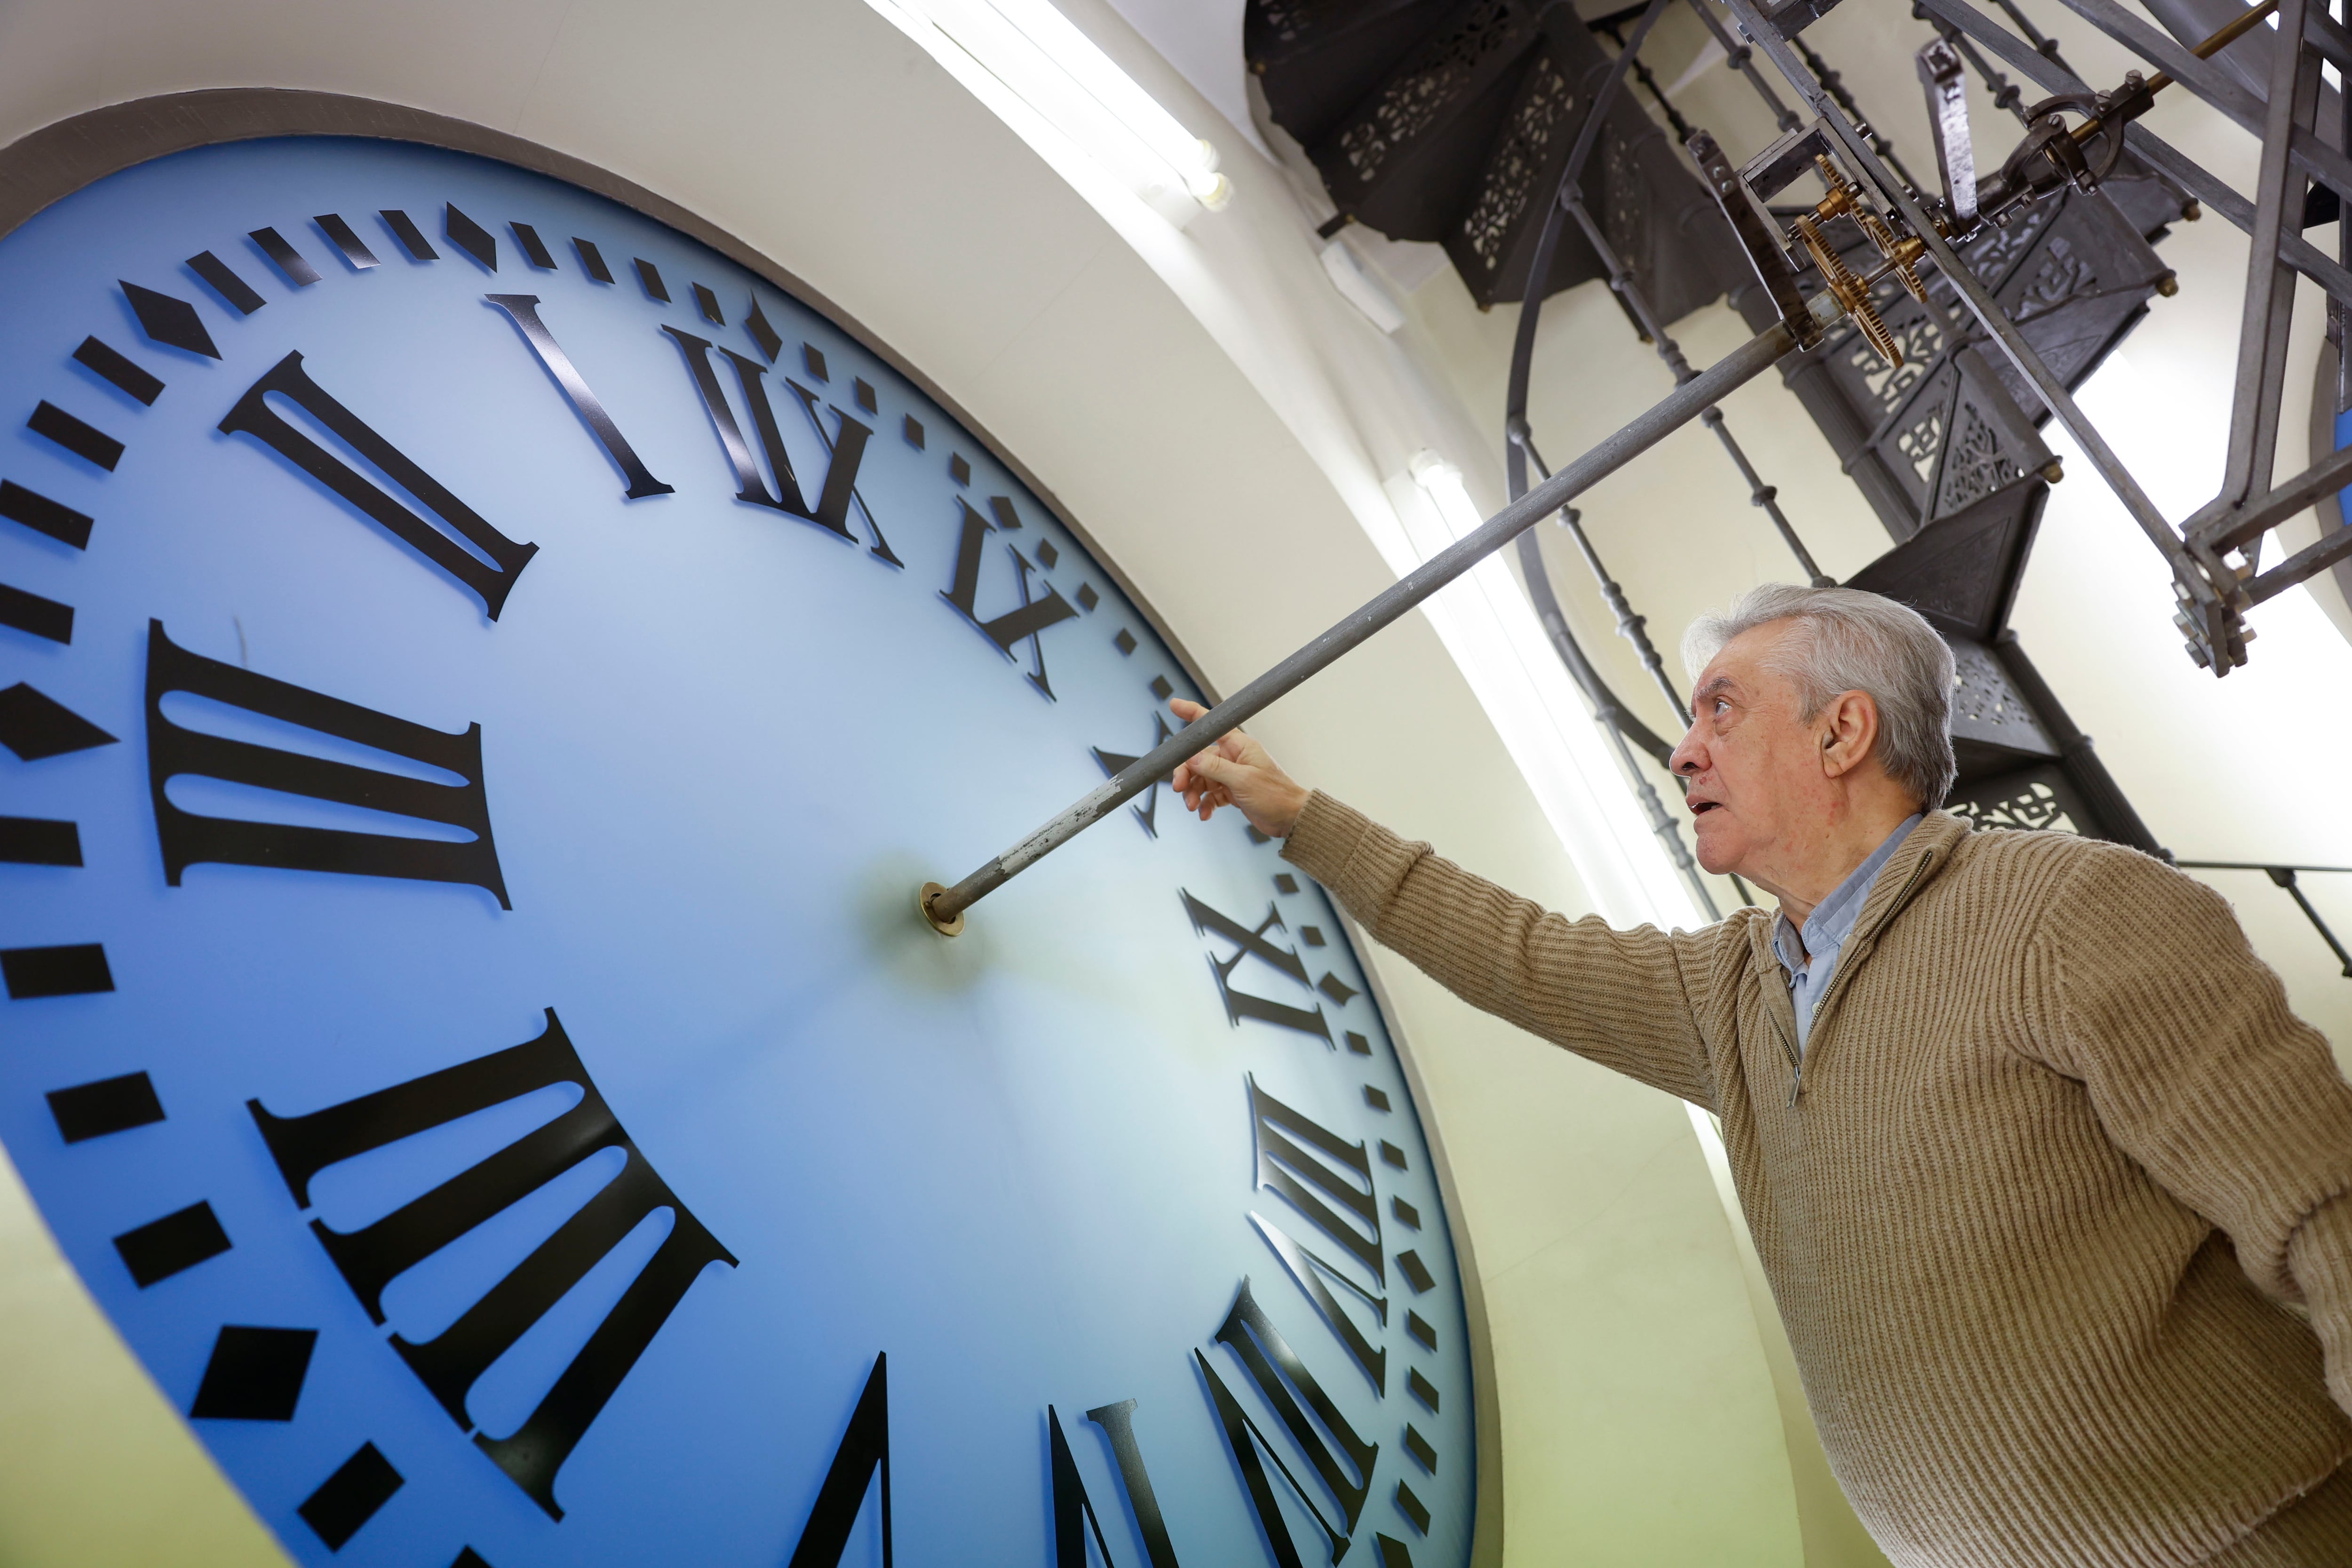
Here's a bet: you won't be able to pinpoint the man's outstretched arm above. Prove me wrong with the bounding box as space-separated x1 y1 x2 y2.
1170 701 1720 1109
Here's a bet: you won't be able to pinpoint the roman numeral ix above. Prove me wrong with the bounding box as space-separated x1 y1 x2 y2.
220 351 539 620
940 497 1077 699
145 621 510 907
247 1010 735 1518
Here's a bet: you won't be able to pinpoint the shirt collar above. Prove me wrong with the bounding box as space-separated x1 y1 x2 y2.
1771 814 1924 973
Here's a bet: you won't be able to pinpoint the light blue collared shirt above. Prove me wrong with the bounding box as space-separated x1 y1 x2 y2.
1770 815 1923 1057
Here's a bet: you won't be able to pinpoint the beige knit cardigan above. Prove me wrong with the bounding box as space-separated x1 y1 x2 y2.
1284 797 2352 1568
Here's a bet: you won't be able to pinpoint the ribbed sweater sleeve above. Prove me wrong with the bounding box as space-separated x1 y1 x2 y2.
2293 1195 2352 1419
2032 844 2352 1402
1281 791 1717 1108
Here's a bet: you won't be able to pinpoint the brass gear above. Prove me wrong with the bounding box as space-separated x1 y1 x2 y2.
1808 152 1931 306
1858 210 1930 303
1793 214 1903 369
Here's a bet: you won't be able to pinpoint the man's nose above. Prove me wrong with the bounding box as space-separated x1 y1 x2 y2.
1669 726 1704 777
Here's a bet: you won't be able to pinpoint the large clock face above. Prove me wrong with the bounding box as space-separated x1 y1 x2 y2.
0 134 1476 1568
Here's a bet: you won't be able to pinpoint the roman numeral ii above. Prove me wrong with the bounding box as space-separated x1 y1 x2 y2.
220 351 539 619
247 1010 736 1518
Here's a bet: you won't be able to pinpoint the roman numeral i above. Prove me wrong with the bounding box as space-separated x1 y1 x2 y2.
247 1011 735 1519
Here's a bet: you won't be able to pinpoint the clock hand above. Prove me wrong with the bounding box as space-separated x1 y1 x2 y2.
919 303 1827 934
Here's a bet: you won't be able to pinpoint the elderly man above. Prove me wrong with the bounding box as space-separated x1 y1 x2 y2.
1170 584 2352 1568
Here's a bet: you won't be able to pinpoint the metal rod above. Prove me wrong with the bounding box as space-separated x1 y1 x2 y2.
2175 860 2352 875
1991 0 2077 72
1724 0 2194 588
1685 0 1803 132
1793 33 1925 194
2173 863 2352 977
1513 528 1721 922
1513 426 1695 726
1600 16 1697 141
1558 193 1834 586
920 309 1825 929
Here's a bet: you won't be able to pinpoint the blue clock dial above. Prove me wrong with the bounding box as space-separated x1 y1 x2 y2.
0 134 1476 1568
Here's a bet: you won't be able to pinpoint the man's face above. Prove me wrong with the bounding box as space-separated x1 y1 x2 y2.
1669 621 1829 879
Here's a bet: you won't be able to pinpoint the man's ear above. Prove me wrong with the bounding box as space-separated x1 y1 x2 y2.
1818 690 1879 780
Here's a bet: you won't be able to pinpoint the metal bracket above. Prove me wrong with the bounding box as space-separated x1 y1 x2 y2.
1688 128 1818 346
1917 39 1980 226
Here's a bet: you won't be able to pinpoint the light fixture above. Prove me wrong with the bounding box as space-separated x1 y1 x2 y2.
866 0 1232 227
1406 451 1479 537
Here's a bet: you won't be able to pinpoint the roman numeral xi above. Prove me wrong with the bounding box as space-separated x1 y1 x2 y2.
145 621 510 907
248 1010 735 1519
1182 891 1333 1044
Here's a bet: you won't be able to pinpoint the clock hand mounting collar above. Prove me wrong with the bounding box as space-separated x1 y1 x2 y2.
919 294 1844 934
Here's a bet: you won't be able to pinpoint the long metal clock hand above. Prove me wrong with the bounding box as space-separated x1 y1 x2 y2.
919 298 1839 933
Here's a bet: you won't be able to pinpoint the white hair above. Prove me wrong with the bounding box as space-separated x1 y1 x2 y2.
1681 584 1957 810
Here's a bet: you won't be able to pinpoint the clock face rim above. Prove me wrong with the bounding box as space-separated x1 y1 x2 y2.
0 92 1506 1565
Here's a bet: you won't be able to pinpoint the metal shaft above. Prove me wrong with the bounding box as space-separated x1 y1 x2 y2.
921 305 1827 928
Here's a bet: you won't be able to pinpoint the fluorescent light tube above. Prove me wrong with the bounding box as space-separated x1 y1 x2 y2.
868 0 1232 226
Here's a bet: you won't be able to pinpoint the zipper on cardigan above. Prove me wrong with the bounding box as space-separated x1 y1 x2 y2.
1762 979 1802 1106
1786 849 1933 1109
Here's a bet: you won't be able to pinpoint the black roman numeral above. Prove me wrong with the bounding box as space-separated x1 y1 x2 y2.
219 351 539 620
1091 713 1175 837
246 1010 735 1518
145 621 510 907
1181 892 1330 1043
1049 1399 1183 1568
788 1353 892 1567
1196 1278 1378 1568
664 327 899 562
939 499 1077 699
1247 1076 1387 1391
486 294 673 501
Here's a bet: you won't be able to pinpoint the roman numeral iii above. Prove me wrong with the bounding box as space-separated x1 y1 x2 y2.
246 1010 736 1518
144 620 510 907
220 351 539 619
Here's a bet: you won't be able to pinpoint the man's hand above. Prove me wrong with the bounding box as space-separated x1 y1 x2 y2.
1168 699 1311 838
